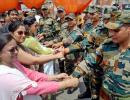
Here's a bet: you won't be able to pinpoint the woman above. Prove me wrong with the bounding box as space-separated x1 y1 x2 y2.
23 16 56 74
23 16 54 55
8 20 63 69
0 34 79 100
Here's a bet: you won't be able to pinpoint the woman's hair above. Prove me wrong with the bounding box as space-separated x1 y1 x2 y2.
0 34 13 51
8 20 24 32
23 16 36 26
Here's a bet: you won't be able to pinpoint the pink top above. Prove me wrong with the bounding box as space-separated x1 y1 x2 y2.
13 61 60 95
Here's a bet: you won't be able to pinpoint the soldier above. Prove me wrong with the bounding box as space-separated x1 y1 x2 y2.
110 6 121 22
56 6 68 41
100 12 130 100
76 12 130 100
46 6 68 45
53 13 84 74
77 7 110 100
40 4 60 42
56 6 68 30
82 7 95 33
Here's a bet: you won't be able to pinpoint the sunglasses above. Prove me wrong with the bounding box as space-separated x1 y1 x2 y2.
9 46 18 53
17 31 28 35
0 21 5 23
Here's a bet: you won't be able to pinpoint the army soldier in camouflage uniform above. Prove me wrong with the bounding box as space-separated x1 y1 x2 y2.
110 6 121 22
46 6 68 46
40 5 60 42
77 12 130 100
53 13 84 74
82 7 94 33
77 7 110 100
89 11 109 47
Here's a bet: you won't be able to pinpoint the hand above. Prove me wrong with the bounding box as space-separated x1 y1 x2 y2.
44 41 53 47
54 46 64 54
70 78 79 88
36 34 44 41
65 78 79 88
55 51 64 59
52 42 63 49
56 73 70 80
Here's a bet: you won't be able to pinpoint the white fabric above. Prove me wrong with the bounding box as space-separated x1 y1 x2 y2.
35 15 41 23
43 61 54 75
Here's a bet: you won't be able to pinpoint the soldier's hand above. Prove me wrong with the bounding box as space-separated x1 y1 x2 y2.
52 42 63 49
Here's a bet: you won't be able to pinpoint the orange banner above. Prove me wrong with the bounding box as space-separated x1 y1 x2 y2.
22 0 45 9
0 0 18 13
53 0 92 14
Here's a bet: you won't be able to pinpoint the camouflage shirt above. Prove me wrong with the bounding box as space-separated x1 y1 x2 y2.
40 17 60 41
85 39 130 97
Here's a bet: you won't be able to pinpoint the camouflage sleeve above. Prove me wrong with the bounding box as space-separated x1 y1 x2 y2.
63 30 83 46
52 31 63 43
67 43 81 53
53 20 61 32
67 37 92 53
84 45 103 69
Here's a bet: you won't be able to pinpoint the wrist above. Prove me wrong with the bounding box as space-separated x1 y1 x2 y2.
60 42 63 46
64 48 70 54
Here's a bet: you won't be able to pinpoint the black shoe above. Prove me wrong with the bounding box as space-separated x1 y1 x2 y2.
78 91 91 99
67 87 77 94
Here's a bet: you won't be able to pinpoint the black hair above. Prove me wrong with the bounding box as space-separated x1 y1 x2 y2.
8 20 24 33
0 34 13 51
0 13 6 19
8 9 18 15
23 16 36 26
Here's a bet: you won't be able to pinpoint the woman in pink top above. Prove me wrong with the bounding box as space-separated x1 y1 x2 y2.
0 34 79 100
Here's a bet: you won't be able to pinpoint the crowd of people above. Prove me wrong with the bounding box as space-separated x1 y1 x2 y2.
0 1 130 100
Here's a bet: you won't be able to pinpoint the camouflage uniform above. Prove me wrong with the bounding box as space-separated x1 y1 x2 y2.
74 8 109 99
83 38 130 99
39 17 60 41
40 5 60 42
90 21 109 46
77 12 130 99
59 13 84 74
64 26 84 74
52 17 68 43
